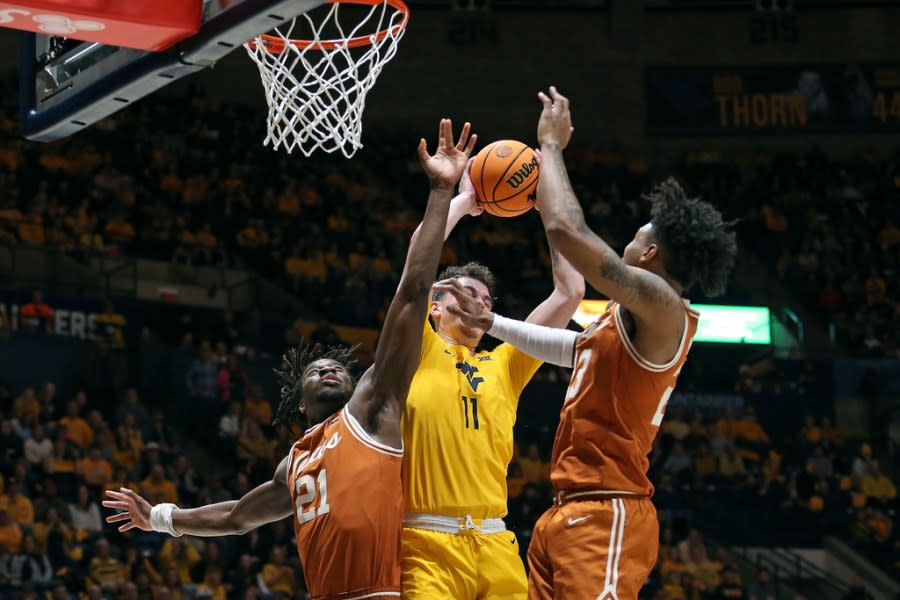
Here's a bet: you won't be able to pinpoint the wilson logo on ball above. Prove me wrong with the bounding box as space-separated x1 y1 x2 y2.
506 158 538 189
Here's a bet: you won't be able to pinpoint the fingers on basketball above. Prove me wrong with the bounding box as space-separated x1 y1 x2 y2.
470 140 539 218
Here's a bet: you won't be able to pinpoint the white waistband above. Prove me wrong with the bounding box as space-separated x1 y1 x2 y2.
403 512 507 535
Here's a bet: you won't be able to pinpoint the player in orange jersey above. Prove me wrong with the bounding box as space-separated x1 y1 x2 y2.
432 87 737 600
102 118 478 600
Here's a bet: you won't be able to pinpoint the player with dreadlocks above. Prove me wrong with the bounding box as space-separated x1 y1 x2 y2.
433 87 737 600
103 118 478 600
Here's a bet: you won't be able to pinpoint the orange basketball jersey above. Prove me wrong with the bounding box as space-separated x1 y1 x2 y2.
287 405 403 600
551 301 699 496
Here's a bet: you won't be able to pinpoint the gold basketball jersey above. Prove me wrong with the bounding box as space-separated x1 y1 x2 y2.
402 320 541 519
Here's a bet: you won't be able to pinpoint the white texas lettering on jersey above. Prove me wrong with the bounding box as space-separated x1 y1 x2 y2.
294 432 342 473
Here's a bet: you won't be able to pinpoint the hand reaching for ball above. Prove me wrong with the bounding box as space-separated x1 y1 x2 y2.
418 119 478 191
537 86 574 150
457 158 484 217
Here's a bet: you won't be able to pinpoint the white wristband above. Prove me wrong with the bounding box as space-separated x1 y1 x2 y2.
488 314 578 368
149 503 183 537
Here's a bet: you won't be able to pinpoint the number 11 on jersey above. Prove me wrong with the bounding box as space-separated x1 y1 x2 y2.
460 396 479 429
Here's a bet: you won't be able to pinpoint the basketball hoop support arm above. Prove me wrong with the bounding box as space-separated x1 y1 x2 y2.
20 0 326 142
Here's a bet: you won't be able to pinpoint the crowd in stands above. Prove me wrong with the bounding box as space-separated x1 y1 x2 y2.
0 368 310 600
0 91 897 356
0 80 898 599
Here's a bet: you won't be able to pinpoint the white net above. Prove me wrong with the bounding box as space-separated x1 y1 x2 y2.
244 0 407 157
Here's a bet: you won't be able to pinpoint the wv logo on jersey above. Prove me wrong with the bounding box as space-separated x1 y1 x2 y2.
456 362 484 392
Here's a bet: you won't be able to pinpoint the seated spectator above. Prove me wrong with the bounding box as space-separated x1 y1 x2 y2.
112 426 141 473
69 484 103 540
158 538 201 586
146 411 177 461
219 401 242 443
659 547 687 582
663 571 685 600
0 480 34 528
79 446 113 492
89 537 127 595
11 534 55 592
519 443 549 483
236 421 273 470
168 455 200 508
806 446 833 479
24 424 53 469
59 401 94 449
733 408 769 463
160 567 187 600
47 453 79 512
0 420 23 472
851 443 878 481
718 445 748 484
860 465 897 505
693 443 718 486
31 507 72 568
12 388 42 424
664 408 691 442
20 290 53 333
261 547 295 599
685 543 720 593
0 508 22 553
798 415 823 446
194 566 227 600
244 387 271 426
663 443 693 484
507 461 526 500
140 464 178 505
713 566 746 599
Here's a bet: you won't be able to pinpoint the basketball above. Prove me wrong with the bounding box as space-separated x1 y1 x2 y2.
470 140 539 217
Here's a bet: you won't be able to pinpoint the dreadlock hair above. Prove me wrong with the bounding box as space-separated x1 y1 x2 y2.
645 177 737 298
433 262 497 302
272 342 358 431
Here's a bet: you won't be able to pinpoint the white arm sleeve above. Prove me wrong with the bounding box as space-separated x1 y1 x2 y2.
487 314 578 368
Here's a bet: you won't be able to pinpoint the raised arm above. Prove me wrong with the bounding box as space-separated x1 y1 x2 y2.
534 87 683 328
348 119 477 445
103 455 293 537
524 235 585 328
410 156 482 244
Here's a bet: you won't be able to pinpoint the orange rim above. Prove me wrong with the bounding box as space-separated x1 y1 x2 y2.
247 0 409 53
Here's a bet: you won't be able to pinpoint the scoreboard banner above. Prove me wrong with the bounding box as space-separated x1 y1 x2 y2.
647 63 900 136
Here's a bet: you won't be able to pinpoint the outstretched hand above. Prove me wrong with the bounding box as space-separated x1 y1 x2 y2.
418 119 478 190
103 488 153 533
537 86 574 149
431 278 495 332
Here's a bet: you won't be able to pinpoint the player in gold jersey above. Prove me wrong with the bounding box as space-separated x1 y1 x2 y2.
400 161 585 599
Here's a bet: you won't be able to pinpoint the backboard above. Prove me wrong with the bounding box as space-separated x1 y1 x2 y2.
14 0 326 142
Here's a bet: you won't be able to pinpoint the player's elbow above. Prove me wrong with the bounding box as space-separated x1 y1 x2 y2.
545 222 584 260
222 512 252 536
558 276 585 303
544 217 578 243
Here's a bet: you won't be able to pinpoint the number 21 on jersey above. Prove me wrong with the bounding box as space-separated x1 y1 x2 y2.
295 469 330 523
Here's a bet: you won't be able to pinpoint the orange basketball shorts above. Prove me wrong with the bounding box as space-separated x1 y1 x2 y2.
527 496 658 600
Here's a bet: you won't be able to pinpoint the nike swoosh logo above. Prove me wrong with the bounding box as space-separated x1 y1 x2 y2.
567 516 590 527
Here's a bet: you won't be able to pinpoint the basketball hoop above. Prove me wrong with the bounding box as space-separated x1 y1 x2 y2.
245 0 409 157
